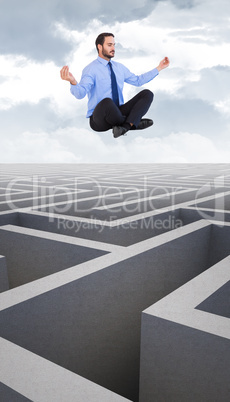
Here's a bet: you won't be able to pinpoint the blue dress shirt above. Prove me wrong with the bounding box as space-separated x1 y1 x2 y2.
70 56 159 118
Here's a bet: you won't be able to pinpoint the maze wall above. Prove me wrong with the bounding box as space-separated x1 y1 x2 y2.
0 164 229 402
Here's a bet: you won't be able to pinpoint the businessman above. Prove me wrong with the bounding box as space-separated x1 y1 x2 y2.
60 32 169 138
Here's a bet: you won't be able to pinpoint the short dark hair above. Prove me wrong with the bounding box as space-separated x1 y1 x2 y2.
95 33 114 53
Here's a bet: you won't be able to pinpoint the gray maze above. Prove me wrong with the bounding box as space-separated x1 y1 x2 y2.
0 164 229 402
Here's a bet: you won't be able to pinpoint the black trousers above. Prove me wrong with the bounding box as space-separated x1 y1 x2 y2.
89 89 154 132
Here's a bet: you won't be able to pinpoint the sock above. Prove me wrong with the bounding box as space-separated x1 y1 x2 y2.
121 122 132 131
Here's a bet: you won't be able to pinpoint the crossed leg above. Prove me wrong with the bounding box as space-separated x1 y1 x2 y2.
89 89 154 133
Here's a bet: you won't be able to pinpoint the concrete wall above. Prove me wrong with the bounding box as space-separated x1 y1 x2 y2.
0 256 9 293
1 164 230 401
0 337 130 402
0 382 31 402
18 209 188 246
196 280 230 319
139 315 230 402
139 256 230 402
0 225 107 289
0 224 212 402
37 188 198 219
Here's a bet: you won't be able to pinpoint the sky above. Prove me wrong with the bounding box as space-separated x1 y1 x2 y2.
1 0 230 163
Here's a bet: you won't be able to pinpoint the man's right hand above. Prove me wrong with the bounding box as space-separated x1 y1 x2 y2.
60 66 77 85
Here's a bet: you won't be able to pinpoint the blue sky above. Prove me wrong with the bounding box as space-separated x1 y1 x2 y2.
1 0 230 162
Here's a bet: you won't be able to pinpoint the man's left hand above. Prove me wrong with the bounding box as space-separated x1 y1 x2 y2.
157 57 170 72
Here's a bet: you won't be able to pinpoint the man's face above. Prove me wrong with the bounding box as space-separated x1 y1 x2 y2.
99 36 115 60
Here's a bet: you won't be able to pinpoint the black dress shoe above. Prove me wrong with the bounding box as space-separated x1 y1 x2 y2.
112 126 128 138
135 118 154 130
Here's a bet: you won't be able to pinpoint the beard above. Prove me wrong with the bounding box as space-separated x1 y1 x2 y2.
102 48 115 59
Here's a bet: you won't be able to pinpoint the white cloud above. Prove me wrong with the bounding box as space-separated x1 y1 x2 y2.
0 55 58 108
1 0 230 163
0 53 86 121
2 0 230 111
215 99 230 117
53 0 230 105
0 130 80 163
1 127 230 163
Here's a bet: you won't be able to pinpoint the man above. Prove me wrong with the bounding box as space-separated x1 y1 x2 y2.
60 32 169 138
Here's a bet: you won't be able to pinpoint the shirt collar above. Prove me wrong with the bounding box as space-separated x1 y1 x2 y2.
97 56 113 66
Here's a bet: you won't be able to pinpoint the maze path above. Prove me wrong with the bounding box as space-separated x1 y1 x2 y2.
0 164 229 402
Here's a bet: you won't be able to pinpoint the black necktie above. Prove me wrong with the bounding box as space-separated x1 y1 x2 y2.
108 62 119 106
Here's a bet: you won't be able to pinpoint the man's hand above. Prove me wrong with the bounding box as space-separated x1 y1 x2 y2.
156 57 170 72
60 66 77 85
